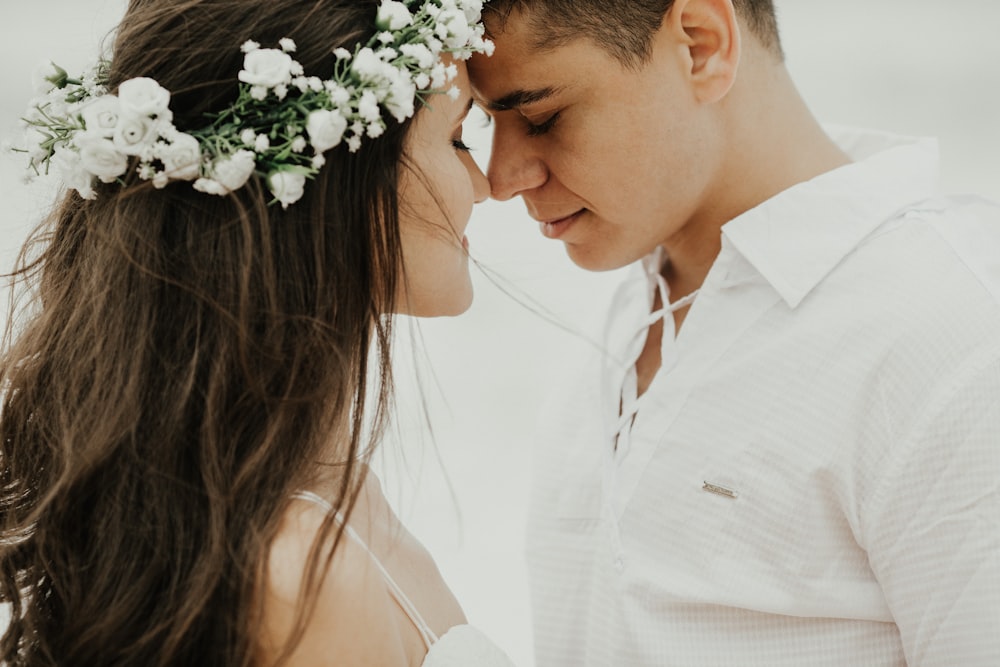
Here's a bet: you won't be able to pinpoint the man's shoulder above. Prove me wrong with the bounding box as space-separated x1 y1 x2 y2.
908 194 1000 304
854 194 1000 308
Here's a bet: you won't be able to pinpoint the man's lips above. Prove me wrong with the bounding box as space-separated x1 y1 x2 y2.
538 209 585 239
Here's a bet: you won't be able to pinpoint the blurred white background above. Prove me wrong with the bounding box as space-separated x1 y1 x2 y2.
1 2 998 665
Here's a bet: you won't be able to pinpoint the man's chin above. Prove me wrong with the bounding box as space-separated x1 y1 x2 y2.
563 244 637 273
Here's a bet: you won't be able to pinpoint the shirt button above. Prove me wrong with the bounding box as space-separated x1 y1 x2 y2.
614 556 626 573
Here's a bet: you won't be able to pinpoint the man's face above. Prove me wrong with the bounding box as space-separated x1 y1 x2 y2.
469 10 723 271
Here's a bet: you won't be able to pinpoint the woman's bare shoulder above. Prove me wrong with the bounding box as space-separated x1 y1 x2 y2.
256 497 412 666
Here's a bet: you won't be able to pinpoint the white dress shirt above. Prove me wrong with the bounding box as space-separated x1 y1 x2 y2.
526 126 1000 667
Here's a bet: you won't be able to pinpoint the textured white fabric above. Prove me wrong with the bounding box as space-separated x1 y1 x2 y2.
526 126 1000 667
422 625 518 667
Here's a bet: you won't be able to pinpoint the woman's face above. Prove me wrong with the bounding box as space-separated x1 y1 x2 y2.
395 58 489 317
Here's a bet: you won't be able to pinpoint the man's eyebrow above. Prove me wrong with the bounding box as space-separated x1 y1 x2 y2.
486 86 561 112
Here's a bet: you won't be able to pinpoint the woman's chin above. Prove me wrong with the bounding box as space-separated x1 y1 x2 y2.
394 283 473 318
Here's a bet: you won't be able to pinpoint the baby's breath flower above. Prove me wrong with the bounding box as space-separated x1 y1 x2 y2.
430 64 447 88
13 0 494 205
32 61 70 95
400 43 435 69
358 91 381 123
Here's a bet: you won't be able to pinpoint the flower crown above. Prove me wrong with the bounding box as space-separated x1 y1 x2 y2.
12 0 493 208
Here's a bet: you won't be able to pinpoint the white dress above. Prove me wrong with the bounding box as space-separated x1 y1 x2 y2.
293 491 517 667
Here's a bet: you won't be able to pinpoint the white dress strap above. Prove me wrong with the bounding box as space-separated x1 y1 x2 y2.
291 490 439 649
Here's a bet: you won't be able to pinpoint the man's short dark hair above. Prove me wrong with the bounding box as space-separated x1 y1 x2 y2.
484 0 783 67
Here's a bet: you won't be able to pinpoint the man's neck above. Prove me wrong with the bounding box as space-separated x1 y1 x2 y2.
660 61 851 298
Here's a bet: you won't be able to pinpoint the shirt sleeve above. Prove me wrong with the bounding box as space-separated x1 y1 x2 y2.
862 348 1000 667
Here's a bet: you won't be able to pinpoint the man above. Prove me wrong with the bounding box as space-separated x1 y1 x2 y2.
468 1 1000 665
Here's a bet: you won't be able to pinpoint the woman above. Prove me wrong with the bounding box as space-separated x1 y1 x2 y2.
0 0 514 665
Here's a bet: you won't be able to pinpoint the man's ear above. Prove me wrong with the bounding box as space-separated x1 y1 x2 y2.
661 0 740 104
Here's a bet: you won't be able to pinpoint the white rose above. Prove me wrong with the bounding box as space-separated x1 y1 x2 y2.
238 49 294 88
208 150 256 192
117 77 171 117
306 109 347 153
112 113 157 156
376 0 413 30
267 170 307 209
161 133 201 181
76 135 129 183
52 147 96 199
81 96 122 138
193 178 227 196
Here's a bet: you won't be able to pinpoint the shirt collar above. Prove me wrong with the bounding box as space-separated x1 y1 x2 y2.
719 126 942 308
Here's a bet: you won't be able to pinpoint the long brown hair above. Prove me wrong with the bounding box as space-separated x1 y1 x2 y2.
0 1 417 664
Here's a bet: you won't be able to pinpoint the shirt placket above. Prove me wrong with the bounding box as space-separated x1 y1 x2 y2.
603 264 699 572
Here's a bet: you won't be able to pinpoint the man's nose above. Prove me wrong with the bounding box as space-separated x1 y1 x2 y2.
487 124 547 202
